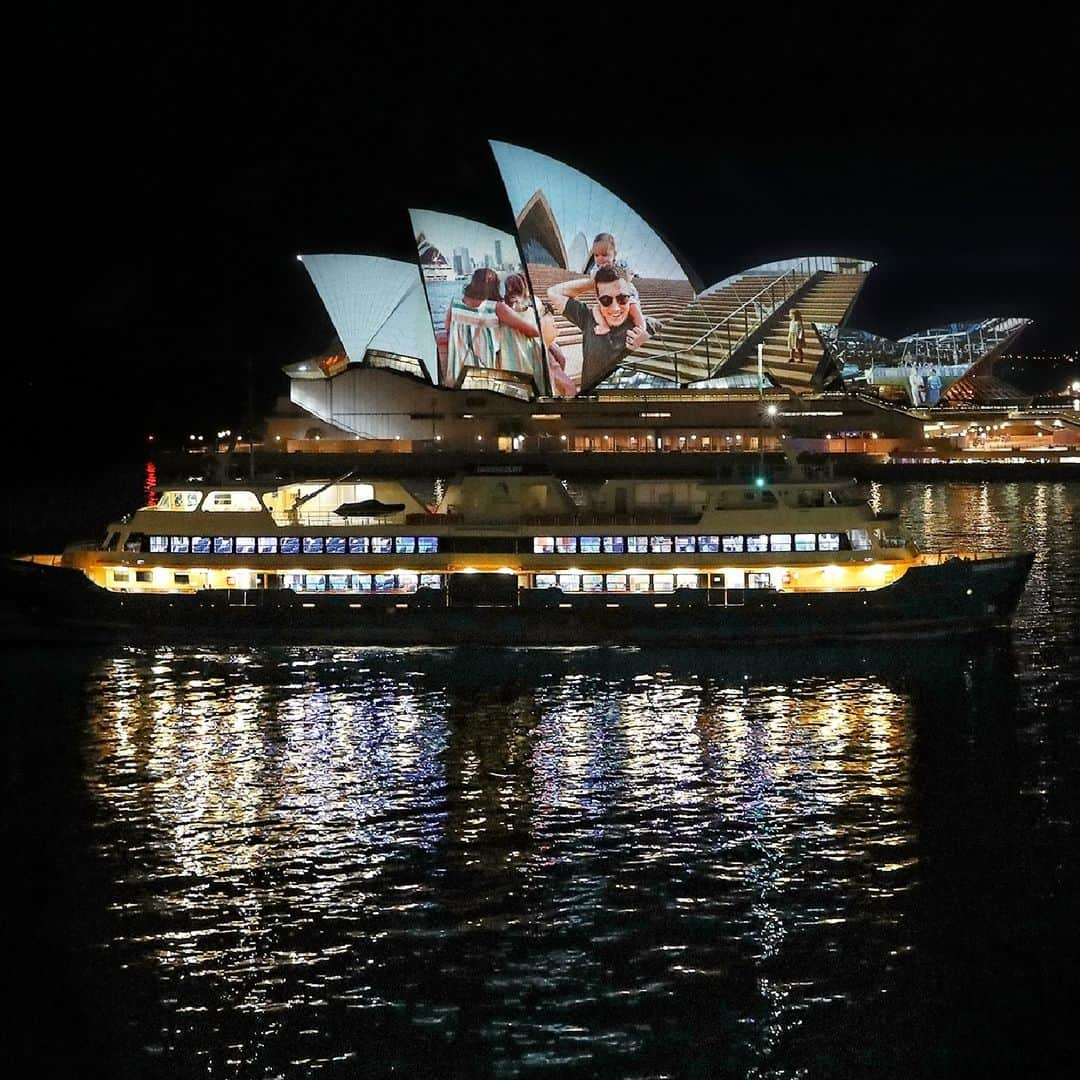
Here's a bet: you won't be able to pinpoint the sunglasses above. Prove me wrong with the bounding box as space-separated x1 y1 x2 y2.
597 293 631 307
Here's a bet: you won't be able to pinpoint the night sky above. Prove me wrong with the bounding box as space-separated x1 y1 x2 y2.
20 22 1077 461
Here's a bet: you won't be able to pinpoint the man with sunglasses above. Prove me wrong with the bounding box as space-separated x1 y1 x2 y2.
547 265 651 392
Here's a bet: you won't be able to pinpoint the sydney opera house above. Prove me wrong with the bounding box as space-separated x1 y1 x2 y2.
275 141 1040 454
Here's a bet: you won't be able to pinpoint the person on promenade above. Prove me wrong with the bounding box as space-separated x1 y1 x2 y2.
547 264 650 390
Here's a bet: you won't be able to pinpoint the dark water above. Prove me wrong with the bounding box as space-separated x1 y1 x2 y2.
8 483 1079 1077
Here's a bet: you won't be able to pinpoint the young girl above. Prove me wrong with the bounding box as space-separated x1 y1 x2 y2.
579 233 647 338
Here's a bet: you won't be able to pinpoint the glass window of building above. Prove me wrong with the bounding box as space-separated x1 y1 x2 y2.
580 536 602 554
348 537 369 554
305 574 327 591
419 573 441 589
603 536 625 554
303 537 324 554
205 491 262 512
191 536 211 554
280 536 300 555
150 536 168 553
418 536 439 554
582 574 604 592
746 534 768 553
850 529 871 551
818 533 840 551
236 537 256 555
675 536 695 553
214 537 233 554
558 573 581 592
722 535 744 553
650 536 673 553
535 573 557 589
748 572 772 589
769 534 792 552
113 569 130 583
629 574 651 593
258 536 278 554
328 573 350 591
395 537 416 554
794 533 816 552
397 573 419 592
169 536 189 554
653 573 675 592
675 573 698 589
556 537 578 554
628 536 649 554
533 537 555 554
374 573 395 592
606 574 627 592
371 537 393 554
136 570 151 583
352 574 372 591
698 535 719 553
325 536 347 555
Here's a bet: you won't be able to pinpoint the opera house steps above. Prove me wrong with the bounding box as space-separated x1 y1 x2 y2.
721 272 868 393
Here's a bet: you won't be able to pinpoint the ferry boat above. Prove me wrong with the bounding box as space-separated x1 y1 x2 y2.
24 463 1033 645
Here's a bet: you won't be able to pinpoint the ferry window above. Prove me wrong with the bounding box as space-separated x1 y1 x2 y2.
349 537 369 554
605 574 627 592
352 574 372 591
258 536 278 554
650 536 673 553
769 534 792 552
556 536 578 554
535 573 557 589
150 536 168 553
675 536 696 553
746 534 768 553
396 573 419 592
603 536 625 554
558 573 581 592
676 573 698 589
280 536 300 555
628 536 649 554
328 574 350 591
850 529 871 551
192 536 211 555
305 574 327 592
795 533 816 552
374 573 395 592
371 537 392 554
419 573 442 589
174 573 190 585
136 570 152 583
170 536 190 554
818 533 840 551
284 573 305 590
653 574 675 592
214 536 233 554
580 536 602 554
582 574 604 592
710 573 726 589
748 572 772 589
321 536 343 554
303 537 324 555
628 574 651 593
533 536 555 554
698 535 719 553
125 533 148 553
722 535 744 553
235 537 256 555
418 536 439 554
112 569 130 583
205 491 262 512
395 536 416 554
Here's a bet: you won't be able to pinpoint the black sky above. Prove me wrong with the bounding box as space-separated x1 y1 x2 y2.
19 20 1077 459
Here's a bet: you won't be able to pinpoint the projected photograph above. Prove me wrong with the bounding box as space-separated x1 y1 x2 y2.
490 141 698 394
409 209 550 398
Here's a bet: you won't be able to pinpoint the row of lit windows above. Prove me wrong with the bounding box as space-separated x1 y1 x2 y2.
148 535 441 555
537 572 773 591
283 572 439 593
533 533 844 554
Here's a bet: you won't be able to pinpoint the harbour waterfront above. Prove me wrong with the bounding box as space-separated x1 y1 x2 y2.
9 481 1079 1077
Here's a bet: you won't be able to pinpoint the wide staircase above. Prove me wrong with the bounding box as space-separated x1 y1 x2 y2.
625 274 809 383
722 272 868 394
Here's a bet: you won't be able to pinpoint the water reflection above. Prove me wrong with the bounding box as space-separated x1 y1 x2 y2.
69 632 1024 1076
